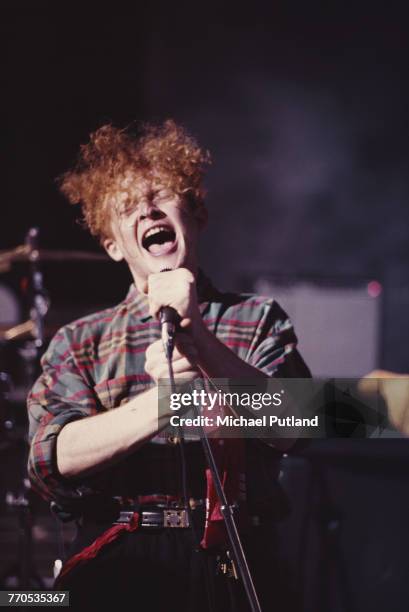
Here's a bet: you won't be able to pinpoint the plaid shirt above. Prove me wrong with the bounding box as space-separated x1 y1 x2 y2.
27 273 309 512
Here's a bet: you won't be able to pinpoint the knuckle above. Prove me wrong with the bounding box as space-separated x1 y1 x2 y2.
179 268 194 282
148 303 158 317
144 361 153 375
146 339 160 354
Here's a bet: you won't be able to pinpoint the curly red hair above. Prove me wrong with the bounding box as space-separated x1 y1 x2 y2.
59 120 211 241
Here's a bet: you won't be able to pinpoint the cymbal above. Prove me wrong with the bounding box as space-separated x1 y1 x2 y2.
0 320 61 343
0 320 35 342
0 245 109 270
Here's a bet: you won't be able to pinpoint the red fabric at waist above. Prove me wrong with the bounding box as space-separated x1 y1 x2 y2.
55 512 139 588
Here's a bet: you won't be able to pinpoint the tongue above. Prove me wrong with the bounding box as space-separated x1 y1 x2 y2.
148 241 175 256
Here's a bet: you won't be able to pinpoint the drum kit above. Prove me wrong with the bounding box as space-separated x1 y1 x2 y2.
0 227 108 588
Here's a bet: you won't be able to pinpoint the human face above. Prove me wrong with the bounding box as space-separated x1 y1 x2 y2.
103 175 207 292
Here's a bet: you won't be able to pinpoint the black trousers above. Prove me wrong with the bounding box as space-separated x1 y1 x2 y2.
57 522 251 612
57 519 299 612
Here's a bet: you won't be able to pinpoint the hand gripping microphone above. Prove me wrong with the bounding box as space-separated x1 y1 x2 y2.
159 268 181 360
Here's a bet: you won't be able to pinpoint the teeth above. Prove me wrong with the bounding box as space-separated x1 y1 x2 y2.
144 226 171 239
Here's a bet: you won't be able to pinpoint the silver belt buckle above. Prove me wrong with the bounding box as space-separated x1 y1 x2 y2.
140 511 162 528
115 511 135 524
163 509 190 528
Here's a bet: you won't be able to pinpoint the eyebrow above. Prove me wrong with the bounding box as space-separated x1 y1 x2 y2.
116 187 174 215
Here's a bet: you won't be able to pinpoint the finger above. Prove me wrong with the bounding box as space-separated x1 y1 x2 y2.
147 273 161 290
147 340 195 366
357 370 399 395
174 369 202 382
179 317 191 329
171 347 198 366
147 275 169 315
170 357 199 374
145 339 165 359
148 300 162 320
357 378 379 396
150 365 199 382
365 370 400 379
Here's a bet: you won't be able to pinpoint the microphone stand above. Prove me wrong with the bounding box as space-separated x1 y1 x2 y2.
25 227 50 351
162 336 262 612
192 382 262 612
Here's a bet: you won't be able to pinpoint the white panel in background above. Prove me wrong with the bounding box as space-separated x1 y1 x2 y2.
254 280 381 378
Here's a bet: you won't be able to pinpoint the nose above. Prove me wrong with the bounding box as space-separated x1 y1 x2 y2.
138 200 166 222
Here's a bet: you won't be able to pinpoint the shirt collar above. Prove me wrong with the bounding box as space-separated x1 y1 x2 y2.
125 269 219 322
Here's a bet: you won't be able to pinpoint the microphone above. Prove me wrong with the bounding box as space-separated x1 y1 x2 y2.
159 269 180 360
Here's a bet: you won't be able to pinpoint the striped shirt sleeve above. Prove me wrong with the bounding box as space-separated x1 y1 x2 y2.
246 299 310 377
27 327 100 505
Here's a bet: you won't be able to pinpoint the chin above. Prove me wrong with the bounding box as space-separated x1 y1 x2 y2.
154 252 186 272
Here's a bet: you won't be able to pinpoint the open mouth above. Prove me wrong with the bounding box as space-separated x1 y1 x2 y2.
141 225 177 257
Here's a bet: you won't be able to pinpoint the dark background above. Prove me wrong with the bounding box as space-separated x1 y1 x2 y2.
1 3 409 609
1 2 409 370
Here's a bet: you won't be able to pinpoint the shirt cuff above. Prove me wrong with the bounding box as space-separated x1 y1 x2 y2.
27 410 98 507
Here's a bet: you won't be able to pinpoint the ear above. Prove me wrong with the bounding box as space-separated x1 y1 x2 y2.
194 205 208 230
103 237 124 262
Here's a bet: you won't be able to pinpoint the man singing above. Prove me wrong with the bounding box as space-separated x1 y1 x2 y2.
27 120 309 610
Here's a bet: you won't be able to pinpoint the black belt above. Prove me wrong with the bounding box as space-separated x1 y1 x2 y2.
80 495 205 528
115 507 191 528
